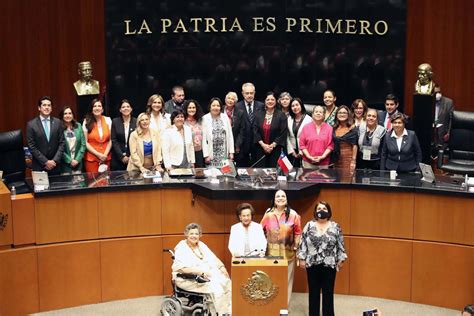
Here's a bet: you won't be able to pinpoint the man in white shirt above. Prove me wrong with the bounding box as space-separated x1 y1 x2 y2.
228 203 267 257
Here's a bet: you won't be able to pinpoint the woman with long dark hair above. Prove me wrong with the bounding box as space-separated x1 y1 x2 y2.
184 99 205 167
60 106 86 173
83 98 112 172
260 189 302 304
111 99 137 170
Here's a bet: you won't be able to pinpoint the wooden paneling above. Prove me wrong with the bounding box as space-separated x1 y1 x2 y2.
0 248 39 315
12 193 36 245
0 0 106 133
224 200 270 232
412 241 474 310
351 190 414 239
405 0 474 114
37 241 101 312
349 237 412 302
414 193 474 245
161 189 226 234
318 188 352 235
98 190 162 238
0 182 13 246
35 193 99 244
100 237 163 301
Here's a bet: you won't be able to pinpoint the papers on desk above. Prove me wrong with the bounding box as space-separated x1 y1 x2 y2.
204 168 222 177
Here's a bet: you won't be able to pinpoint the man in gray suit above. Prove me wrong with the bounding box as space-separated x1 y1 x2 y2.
26 96 65 175
433 84 454 148
164 85 185 114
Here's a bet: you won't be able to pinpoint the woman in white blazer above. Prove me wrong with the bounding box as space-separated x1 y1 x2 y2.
287 98 313 167
161 109 195 170
202 97 234 167
127 113 163 173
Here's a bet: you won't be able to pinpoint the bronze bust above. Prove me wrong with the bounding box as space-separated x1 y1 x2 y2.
73 61 100 96
415 63 435 95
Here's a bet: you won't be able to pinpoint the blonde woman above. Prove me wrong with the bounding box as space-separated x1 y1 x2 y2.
127 113 163 173
146 94 171 133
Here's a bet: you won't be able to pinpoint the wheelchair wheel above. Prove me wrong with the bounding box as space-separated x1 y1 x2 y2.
160 297 183 316
191 308 203 316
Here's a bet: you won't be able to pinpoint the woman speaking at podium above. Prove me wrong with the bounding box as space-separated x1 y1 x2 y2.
260 190 302 304
297 201 347 316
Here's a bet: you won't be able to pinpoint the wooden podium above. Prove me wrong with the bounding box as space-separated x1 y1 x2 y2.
231 258 288 316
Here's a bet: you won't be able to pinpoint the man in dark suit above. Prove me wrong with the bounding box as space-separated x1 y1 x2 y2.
378 94 411 131
26 96 65 175
164 85 185 114
433 85 454 148
235 82 264 166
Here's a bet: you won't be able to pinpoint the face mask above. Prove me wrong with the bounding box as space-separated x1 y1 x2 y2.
435 93 442 101
316 211 329 220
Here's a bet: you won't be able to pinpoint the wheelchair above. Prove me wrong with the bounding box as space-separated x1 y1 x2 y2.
160 249 212 316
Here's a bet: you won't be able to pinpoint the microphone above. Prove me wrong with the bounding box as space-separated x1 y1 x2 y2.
249 154 266 169
240 249 258 264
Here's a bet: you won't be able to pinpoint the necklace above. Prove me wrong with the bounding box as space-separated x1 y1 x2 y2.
192 247 204 260
188 243 204 260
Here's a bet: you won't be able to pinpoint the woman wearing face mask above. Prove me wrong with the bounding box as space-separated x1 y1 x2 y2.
202 97 234 167
297 201 347 316
60 106 86 173
260 190 302 304
357 108 386 170
380 113 422 173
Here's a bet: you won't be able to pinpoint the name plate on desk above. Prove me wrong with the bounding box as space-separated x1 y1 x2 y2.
32 171 49 191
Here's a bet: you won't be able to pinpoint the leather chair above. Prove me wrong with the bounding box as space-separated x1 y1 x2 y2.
437 111 474 176
0 129 30 193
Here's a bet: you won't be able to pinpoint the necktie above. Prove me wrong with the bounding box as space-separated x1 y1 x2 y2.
247 103 254 124
386 116 391 130
43 119 50 141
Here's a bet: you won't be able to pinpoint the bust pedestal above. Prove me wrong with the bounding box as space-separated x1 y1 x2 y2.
76 94 98 122
412 94 434 164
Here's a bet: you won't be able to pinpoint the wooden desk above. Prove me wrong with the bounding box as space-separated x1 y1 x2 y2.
232 258 288 316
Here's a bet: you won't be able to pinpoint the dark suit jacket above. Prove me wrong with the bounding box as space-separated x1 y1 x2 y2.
230 107 246 151
26 116 65 174
435 96 454 145
253 109 288 147
380 130 422 172
111 116 137 170
236 100 264 154
378 110 412 130
164 99 183 115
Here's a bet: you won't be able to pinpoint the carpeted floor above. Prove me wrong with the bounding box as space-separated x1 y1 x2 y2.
32 293 460 315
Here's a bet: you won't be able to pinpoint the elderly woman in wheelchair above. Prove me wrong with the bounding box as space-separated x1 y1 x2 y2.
162 223 231 315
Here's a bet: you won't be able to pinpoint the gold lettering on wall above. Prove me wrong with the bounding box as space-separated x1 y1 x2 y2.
122 17 390 36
